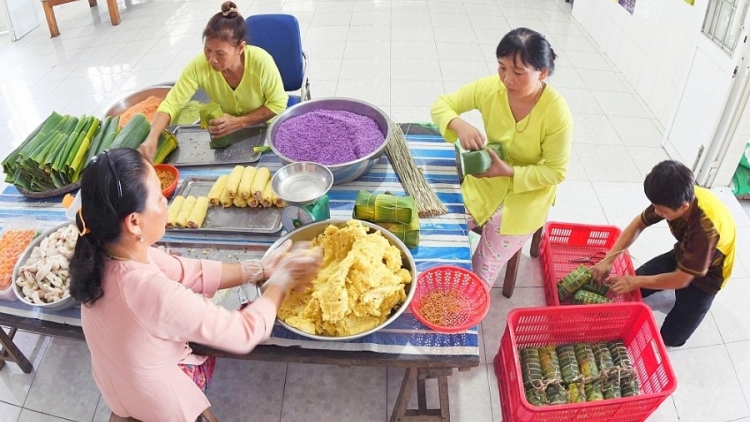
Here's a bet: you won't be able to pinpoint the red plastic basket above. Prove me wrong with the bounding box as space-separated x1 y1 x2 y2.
493 303 676 422
410 265 490 333
539 222 641 306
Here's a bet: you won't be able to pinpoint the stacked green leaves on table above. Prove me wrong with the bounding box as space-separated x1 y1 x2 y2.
519 340 640 407
2 111 178 193
352 190 420 248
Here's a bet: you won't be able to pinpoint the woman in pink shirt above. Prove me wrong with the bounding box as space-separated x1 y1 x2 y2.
69 148 322 422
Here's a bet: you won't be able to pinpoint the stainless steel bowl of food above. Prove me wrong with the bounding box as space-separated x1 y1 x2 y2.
12 222 78 311
104 82 210 118
271 162 333 206
258 219 417 341
266 97 392 185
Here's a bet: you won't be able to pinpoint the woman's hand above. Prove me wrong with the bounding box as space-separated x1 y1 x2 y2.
208 114 243 138
137 133 159 163
475 149 514 178
450 118 485 151
263 247 323 293
260 240 314 279
607 275 639 294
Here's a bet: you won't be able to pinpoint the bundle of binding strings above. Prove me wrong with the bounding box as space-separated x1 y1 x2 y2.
384 121 448 217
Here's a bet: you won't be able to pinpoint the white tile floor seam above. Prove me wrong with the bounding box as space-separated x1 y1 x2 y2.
1 0 750 421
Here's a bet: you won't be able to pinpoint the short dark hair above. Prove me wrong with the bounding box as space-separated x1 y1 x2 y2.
69 148 150 305
496 27 557 76
643 160 695 210
203 1 247 47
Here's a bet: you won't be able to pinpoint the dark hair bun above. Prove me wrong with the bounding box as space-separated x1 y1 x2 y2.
221 1 239 18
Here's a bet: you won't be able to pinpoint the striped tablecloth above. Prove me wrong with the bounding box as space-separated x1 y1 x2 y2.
0 127 478 357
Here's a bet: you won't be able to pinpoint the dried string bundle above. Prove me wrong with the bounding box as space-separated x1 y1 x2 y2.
384 122 448 217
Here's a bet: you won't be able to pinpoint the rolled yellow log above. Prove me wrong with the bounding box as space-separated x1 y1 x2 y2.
238 166 257 200
175 196 197 228
233 195 248 208
219 187 232 208
187 197 209 229
225 165 245 198
166 196 185 228
251 167 270 200
207 175 228 206
261 180 273 207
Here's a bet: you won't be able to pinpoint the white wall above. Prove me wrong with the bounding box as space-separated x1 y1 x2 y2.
573 0 708 132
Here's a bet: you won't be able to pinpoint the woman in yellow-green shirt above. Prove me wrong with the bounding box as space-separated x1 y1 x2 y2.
139 1 288 161
431 28 573 289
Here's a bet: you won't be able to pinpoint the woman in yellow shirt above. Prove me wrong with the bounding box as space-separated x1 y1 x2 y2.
431 28 573 289
139 1 288 160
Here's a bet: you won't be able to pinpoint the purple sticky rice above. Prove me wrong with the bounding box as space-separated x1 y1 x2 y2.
274 110 385 165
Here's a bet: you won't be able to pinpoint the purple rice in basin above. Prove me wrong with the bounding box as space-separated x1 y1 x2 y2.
273 110 385 165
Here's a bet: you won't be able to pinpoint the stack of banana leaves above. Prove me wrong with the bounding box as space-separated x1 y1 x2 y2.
2 112 178 192
518 340 640 407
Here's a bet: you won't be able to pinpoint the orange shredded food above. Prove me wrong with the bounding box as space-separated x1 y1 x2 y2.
119 96 163 128
419 290 469 327
0 229 37 289
157 169 176 191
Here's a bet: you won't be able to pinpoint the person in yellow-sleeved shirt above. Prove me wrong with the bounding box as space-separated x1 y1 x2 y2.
592 161 736 347
431 28 573 289
138 1 288 161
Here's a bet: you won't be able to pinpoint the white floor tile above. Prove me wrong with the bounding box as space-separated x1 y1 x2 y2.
576 144 644 183
547 66 587 89
577 68 630 92
304 25 350 42
627 146 672 178
647 296 725 349
24 338 100 422
440 60 491 82
391 80 445 107
302 41 347 59
433 27 478 44
309 80 338 98
436 42 486 62
548 180 609 226
17 409 71 422
344 40 390 59
392 11 433 26
311 12 352 26
391 26 435 42
339 58 390 80
347 25 391 41
711 278 750 344
727 340 750 415
0 402 21 422
391 41 438 59
432 13 472 28
571 113 622 145
206 359 287 422
337 79 391 105
563 146 591 182
607 115 665 148
669 345 749 422
429 1 468 14
566 51 612 71
626 227 675 269
391 59 442 81
92 396 112 422
307 59 342 81
389 106 433 124
474 27 513 45
0 330 49 407
553 87 604 114
283 363 386 422
591 181 650 228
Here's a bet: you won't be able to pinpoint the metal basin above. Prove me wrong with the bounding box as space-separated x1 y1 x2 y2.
266 97 392 185
271 162 333 205
104 82 210 118
259 219 417 341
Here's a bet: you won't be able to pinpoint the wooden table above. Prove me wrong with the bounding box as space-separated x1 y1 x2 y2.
0 124 479 422
41 0 121 38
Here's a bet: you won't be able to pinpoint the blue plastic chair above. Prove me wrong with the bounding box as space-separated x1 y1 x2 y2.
245 14 310 108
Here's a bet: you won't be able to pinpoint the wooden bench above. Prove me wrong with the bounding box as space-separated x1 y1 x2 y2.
41 0 120 38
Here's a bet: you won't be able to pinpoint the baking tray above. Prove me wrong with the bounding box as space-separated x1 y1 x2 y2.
164 124 267 167
167 177 282 234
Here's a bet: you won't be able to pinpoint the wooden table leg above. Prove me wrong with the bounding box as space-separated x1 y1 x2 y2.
88 0 97 7
0 327 33 374
391 367 453 422
42 2 60 38
106 0 121 26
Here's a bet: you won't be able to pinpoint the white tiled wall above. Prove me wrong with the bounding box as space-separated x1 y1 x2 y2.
572 0 707 134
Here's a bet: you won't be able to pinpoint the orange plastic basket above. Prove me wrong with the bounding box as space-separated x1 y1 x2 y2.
410 265 490 333
494 303 676 422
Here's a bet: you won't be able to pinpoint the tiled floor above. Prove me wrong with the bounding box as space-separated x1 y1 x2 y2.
1 0 749 421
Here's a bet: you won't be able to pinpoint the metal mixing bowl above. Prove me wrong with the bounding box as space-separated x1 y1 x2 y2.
271 162 333 206
104 82 210 118
266 97 392 185
259 219 417 341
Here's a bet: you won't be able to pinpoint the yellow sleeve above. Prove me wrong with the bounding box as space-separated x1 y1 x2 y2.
256 49 288 115
512 97 573 194
157 55 203 123
430 78 485 143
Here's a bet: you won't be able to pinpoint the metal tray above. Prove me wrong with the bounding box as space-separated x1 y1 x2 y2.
164 124 267 167
167 177 282 234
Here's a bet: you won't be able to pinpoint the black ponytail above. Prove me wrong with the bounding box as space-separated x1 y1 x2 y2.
69 148 150 305
496 28 557 76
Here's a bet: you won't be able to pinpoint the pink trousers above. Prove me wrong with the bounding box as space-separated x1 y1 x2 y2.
469 207 533 289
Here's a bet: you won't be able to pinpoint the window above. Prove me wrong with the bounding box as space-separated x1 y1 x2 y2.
702 0 749 54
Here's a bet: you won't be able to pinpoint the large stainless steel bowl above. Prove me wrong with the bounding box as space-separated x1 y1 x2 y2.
259 219 417 341
266 98 392 185
104 82 210 118
12 222 78 311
